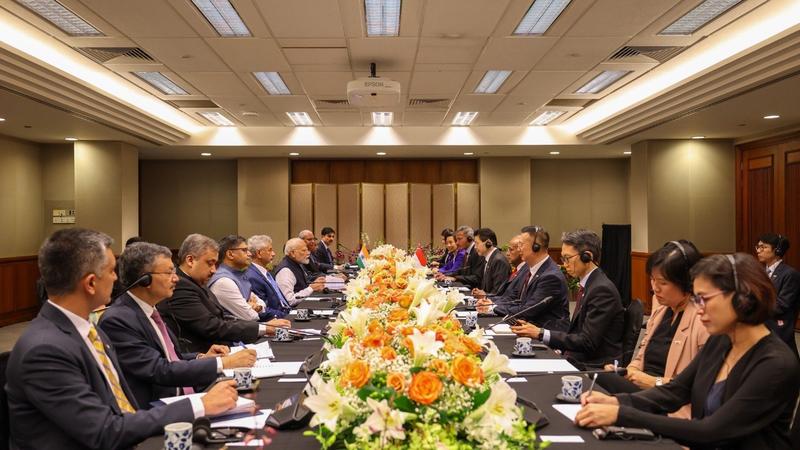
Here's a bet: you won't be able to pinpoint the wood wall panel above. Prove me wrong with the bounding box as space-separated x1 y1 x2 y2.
337 184 360 255
292 160 478 184
290 184 313 238
456 183 480 228
313 184 337 236
410 184 432 248
0 256 41 326
361 183 385 244
785 154 800 271
385 184 409 249
432 184 455 248
631 252 652 314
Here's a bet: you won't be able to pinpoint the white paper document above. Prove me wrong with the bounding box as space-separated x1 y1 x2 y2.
224 361 304 379
552 404 582 422
211 409 274 429
230 341 274 359
312 309 335 316
277 377 308 383
457 287 470 292
508 359 578 373
540 435 585 443
488 323 514 334
455 311 475 318
160 394 255 417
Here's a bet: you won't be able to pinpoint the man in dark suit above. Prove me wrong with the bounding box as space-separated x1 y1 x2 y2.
436 225 485 289
299 230 328 276
473 233 525 299
6 228 238 450
157 234 290 353
472 228 511 295
480 226 570 331
247 234 292 318
99 242 257 407
315 227 339 271
756 233 800 355
512 229 624 369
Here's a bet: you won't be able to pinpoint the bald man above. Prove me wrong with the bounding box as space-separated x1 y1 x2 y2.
274 238 325 306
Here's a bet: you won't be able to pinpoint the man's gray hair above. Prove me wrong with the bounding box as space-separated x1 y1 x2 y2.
284 237 305 255
119 242 172 286
38 228 113 297
561 229 601 263
298 230 313 239
247 235 273 254
455 225 474 240
178 233 219 263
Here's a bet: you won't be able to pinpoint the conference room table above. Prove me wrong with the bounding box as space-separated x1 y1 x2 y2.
141 291 680 449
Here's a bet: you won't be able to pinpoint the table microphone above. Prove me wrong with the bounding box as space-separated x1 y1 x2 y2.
485 296 553 329
514 366 628 378
287 328 335 346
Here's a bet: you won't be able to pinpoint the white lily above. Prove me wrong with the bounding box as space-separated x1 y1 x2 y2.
409 279 439 309
481 341 516 377
321 340 355 371
412 299 446 328
395 260 413 277
442 288 465 313
339 307 371 339
357 397 411 444
468 325 491 347
466 380 519 435
304 377 354 431
407 329 444 366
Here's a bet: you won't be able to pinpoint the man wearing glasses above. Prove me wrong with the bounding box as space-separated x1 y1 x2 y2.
511 229 624 369
755 233 800 356
208 235 271 321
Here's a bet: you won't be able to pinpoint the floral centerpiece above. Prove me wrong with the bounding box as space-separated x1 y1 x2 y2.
303 245 548 449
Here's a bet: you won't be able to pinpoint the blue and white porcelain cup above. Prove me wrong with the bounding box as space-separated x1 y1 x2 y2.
164 422 192 450
464 312 478 330
275 327 291 341
465 297 477 307
234 367 253 390
514 337 533 355
561 375 583 401
296 308 310 320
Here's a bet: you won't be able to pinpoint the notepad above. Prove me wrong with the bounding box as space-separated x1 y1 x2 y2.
313 309 335 316
508 359 578 373
540 435 584 443
160 394 255 417
552 404 582 422
211 409 273 428
224 361 304 379
489 323 514 334
230 341 274 359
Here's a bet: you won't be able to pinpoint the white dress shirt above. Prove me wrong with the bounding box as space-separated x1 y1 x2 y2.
542 265 596 345
209 277 266 321
767 259 782 278
275 266 313 307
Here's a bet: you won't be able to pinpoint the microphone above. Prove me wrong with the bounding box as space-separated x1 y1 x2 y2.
486 296 553 329
287 328 335 346
514 366 628 378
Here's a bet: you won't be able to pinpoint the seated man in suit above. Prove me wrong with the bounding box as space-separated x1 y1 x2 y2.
208 235 269 322
314 227 340 272
275 238 326 306
157 234 290 353
435 225 485 289
299 230 327 276
99 242 257 408
478 226 570 331
6 228 238 450
247 235 292 318
472 228 511 295
755 233 800 356
473 233 525 299
512 229 624 369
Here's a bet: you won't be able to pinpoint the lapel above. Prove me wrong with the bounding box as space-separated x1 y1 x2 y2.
121 294 163 349
663 305 689 378
527 258 552 292
570 269 599 328
692 336 729 417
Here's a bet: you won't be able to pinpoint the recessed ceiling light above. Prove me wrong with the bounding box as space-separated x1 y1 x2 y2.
197 111 235 126
132 72 188 95
452 111 478 126
464 152 474 156
286 112 313 126
17 0 103 36
763 114 780 119
64 137 78 141
659 0 743 36
372 112 393 126
191 0 250 37
200 152 212 156
474 70 512 94
549 151 560 155
253 72 290 95
289 152 300 156
376 152 387 156
514 0 571 35
365 0 401 37
623 151 632 155
0 118 5 122
530 110 565 126
575 70 632 94
691 135 705 139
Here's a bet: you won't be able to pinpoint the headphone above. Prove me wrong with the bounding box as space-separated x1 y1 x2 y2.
775 234 788 257
726 254 756 319
668 240 688 263
529 226 543 252
579 250 593 263
136 273 152 287
484 238 493 248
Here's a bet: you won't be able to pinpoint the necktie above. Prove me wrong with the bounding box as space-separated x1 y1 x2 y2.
327 246 334 264
266 272 291 309
519 270 533 300
87 326 136 413
509 268 518 281
151 310 194 394
571 286 586 321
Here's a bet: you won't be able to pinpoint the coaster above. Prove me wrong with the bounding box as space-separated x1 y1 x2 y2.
555 393 582 404
511 351 536 358
237 379 260 393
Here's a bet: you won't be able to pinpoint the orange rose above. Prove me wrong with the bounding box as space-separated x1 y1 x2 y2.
443 336 465 354
388 308 409 322
394 278 409 289
428 358 450 378
362 331 385 348
368 320 384 333
460 336 483 354
340 360 371 388
451 355 484 387
381 346 397 360
387 372 405 392
408 371 443 405
398 294 413 309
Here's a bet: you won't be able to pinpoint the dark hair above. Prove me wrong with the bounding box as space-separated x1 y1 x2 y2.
561 229 601 262
38 228 113 296
321 227 335 236
646 240 701 293
475 228 498 247
521 225 550 249
125 236 144 247
690 253 775 325
440 228 454 239
119 242 172 286
218 235 247 262
178 234 219 263
758 233 790 256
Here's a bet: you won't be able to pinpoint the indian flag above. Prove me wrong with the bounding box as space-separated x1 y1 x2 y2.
356 244 370 268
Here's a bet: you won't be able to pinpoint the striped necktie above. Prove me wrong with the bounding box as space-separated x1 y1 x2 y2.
87 326 136 413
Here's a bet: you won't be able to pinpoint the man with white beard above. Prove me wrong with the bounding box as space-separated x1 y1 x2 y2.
274 238 326 306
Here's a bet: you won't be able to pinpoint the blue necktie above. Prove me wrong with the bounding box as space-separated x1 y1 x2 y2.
265 272 290 309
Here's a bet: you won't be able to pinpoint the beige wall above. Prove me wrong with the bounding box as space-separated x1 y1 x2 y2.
140 160 237 249
0 135 43 257
531 158 630 244
238 158 290 246
41 144 75 237
480 158 532 245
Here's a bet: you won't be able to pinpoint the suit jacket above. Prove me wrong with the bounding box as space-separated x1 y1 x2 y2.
480 249 512 294
628 300 710 419
98 294 219 408
303 254 325 279
547 269 624 368
454 245 485 289
616 334 799 449
6 302 194 450
493 263 528 298
766 261 800 355
313 243 335 271
493 258 570 332
156 268 260 353
247 264 291 318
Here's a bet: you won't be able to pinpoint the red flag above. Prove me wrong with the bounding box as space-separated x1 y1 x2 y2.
413 247 427 266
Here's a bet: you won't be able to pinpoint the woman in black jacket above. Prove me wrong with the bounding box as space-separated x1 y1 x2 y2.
575 253 799 449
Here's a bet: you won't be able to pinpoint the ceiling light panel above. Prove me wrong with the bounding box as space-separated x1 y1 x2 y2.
452 111 478 126
191 0 250 37
513 0 571 35
372 112 393 126
133 72 188 95
474 70 512 94
365 0 401 37
254 72 290 95
574 70 631 94
17 0 102 36
287 112 313 126
530 110 565 126
660 0 742 36
198 111 235 126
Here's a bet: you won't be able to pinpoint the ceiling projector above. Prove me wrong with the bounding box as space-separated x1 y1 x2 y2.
347 63 401 107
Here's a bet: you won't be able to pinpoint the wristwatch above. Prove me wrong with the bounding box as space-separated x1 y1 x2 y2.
655 377 663 386
537 329 544 341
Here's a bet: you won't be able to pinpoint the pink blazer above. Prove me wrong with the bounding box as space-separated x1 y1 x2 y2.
630 299 710 419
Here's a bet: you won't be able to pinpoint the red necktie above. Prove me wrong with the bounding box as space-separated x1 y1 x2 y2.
151 309 194 394
519 270 533 300
571 286 585 321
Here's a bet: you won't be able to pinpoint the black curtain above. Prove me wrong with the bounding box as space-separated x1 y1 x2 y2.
600 224 631 305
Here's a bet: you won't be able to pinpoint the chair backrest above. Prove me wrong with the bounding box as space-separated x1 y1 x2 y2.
0 351 11 450
621 298 644 366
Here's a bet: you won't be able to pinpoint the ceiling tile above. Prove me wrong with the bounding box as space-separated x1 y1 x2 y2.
283 48 350 67
533 36 630 71
421 0 511 37
475 111 530 126
567 0 681 38
402 111 447 126
511 71 585 98
295 72 354 96
207 95 281 125
79 0 197 37
450 94 505 112
474 37 559 71
180 72 253 96
410 71 470 96
134 38 228 71
348 38 418 71
205 38 290 71
256 0 345 38
416 37 486 65
260 95 316 113
318 112 363 126
493 95 551 114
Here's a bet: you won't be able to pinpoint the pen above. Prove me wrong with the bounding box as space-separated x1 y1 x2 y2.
587 373 598 396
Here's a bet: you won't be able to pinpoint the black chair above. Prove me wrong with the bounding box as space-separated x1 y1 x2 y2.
621 298 644 366
0 351 11 450
791 396 800 450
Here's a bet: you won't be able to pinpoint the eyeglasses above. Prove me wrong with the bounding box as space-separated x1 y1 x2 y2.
229 247 249 253
689 291 726 308
150 269 177 276
755 244 771 252
560 253 579 264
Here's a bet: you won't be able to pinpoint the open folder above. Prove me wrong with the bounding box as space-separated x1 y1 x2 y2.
230 341 274 359
159 393 256 418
